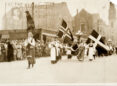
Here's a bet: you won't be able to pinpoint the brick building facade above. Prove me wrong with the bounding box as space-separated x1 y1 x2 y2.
2 2 72 41
72 9 110 43
2 2 72 31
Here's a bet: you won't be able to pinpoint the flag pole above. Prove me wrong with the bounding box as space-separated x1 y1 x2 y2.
32 2 34 20
46 3 47 30
5 2 6 29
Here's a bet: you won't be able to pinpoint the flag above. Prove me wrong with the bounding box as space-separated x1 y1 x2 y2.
57 19 74 44
72 43 78 51
71 43 79 55
63 28 74 43
33 29 42 41
25 11 35 31
86 30 109 55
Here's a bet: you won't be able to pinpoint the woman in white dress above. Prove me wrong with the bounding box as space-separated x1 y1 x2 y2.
88 41 95 61
55 41 62 61
49 41 57 64
16 43 23 60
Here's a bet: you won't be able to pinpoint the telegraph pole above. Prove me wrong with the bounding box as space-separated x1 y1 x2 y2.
46 3 47 30
97 19 100 33
5 2 7 29
32 2 34 19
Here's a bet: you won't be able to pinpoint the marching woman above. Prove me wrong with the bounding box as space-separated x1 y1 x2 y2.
77 41 85 61
16 42 23 60
24 31 36 69
49 40 57 64
55 41 62 62
66 43 72 59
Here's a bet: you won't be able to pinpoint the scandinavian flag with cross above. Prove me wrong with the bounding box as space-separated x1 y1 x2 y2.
57 19 74 44
86 30 109 55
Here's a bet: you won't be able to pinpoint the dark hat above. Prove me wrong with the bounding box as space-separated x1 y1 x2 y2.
25 11 29 13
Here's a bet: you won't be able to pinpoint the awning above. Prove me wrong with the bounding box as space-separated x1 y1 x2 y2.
76 30 83 35
9 32 27 40
1 34 10 39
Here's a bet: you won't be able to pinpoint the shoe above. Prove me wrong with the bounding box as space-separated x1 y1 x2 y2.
89 59 93 61
27 67 30 69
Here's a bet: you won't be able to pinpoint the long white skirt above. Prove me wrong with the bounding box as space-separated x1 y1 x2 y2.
88 47 94 60
50 47 56 61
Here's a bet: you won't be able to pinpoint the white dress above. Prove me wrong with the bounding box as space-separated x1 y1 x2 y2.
16 44 22 60
55 42 61 57
66 46 71 55
49 42 56 61
84 44 88 57
88 45 94 60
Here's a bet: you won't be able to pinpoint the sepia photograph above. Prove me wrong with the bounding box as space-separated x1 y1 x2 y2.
0 0 117 85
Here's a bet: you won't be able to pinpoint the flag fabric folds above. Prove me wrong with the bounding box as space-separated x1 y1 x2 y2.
57 19 74 44
86 30 109 56
72 43 78 51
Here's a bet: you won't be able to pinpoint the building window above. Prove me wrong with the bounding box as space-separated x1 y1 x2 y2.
111 22 114 28
80 23 86 32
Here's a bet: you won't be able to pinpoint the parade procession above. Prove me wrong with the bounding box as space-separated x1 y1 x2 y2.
0 9 116 67
0 0 117 84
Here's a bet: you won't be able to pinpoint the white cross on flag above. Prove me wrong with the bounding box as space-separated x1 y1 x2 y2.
57 19 74 44
87 30 109 51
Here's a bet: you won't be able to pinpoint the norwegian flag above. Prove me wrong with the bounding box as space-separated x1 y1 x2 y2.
57 19 74 44
86 30 109 56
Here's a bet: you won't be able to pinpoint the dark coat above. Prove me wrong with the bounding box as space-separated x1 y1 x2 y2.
77 46 85 61
26 43 35 64
7 42 14 62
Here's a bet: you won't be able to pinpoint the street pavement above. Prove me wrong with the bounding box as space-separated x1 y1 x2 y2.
0 55 117 84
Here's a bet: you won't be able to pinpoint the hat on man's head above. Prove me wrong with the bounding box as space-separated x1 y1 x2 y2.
25 11 29 13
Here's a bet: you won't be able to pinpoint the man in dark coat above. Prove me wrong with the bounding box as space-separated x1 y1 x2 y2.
25 11 35 31
7 41 14 62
